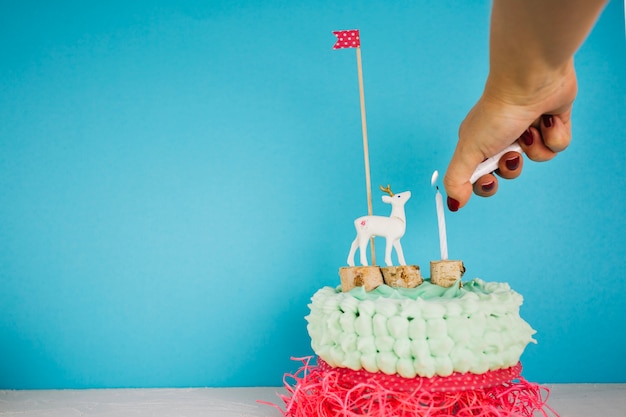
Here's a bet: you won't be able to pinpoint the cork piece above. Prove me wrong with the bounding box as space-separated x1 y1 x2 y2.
430 260 465 288
339 266 383 292
381 265 423 288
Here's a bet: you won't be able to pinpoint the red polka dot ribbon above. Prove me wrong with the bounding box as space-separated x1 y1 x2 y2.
318 358 523 393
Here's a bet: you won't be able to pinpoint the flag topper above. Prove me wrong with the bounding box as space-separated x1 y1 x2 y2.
332 29 361 49
333 29 375 263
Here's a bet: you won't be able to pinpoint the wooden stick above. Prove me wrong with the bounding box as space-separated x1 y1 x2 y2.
355 46 376 265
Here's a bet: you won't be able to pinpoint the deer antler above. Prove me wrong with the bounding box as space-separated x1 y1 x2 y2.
379 184 394 197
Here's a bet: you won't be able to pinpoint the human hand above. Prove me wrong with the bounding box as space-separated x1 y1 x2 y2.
443 62 578 211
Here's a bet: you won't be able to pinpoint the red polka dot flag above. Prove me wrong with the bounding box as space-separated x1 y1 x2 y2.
332 29 360 49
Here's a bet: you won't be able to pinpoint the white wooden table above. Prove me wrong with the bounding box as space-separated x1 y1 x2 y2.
1 385 624 416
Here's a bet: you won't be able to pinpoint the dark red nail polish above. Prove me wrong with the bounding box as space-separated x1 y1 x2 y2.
542 115 554 128
481 180 495 192
447 197 460 212
521 129 533 146
505 155 520 171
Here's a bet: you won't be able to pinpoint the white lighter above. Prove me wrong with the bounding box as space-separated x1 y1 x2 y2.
469 143 523 184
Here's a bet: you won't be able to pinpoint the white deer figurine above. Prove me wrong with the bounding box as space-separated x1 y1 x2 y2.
347 185 411 267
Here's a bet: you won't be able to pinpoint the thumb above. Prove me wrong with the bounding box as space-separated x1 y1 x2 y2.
443 144 484 211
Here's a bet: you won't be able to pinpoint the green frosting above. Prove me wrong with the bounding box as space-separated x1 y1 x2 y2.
306 278 536 378
347 279 480 300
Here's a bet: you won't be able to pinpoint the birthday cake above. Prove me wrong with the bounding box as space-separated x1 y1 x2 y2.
273 276 556 417
269 187 557 417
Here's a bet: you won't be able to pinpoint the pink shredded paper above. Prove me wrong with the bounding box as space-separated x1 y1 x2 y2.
264 357 559 417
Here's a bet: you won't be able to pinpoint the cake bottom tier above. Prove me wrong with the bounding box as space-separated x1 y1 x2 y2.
272 357 559 417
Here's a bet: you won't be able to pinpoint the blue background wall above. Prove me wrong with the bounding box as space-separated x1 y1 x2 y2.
1 0 624 389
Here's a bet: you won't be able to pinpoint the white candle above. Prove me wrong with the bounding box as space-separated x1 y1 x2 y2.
431 171 448 260
435 187 448 260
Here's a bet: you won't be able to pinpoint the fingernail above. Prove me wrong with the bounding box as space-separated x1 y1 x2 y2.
521 129 533 146
447 197 460 212
505 155 520 171
481 180 495 192
542 115 554 128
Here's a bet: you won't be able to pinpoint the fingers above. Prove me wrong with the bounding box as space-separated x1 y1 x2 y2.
496 151 523 179
473 173 498 197
518 113 571 162
472 150 522 198
518 127 557 162
540 114 571 153
468 114 571 203
443 143 522 210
